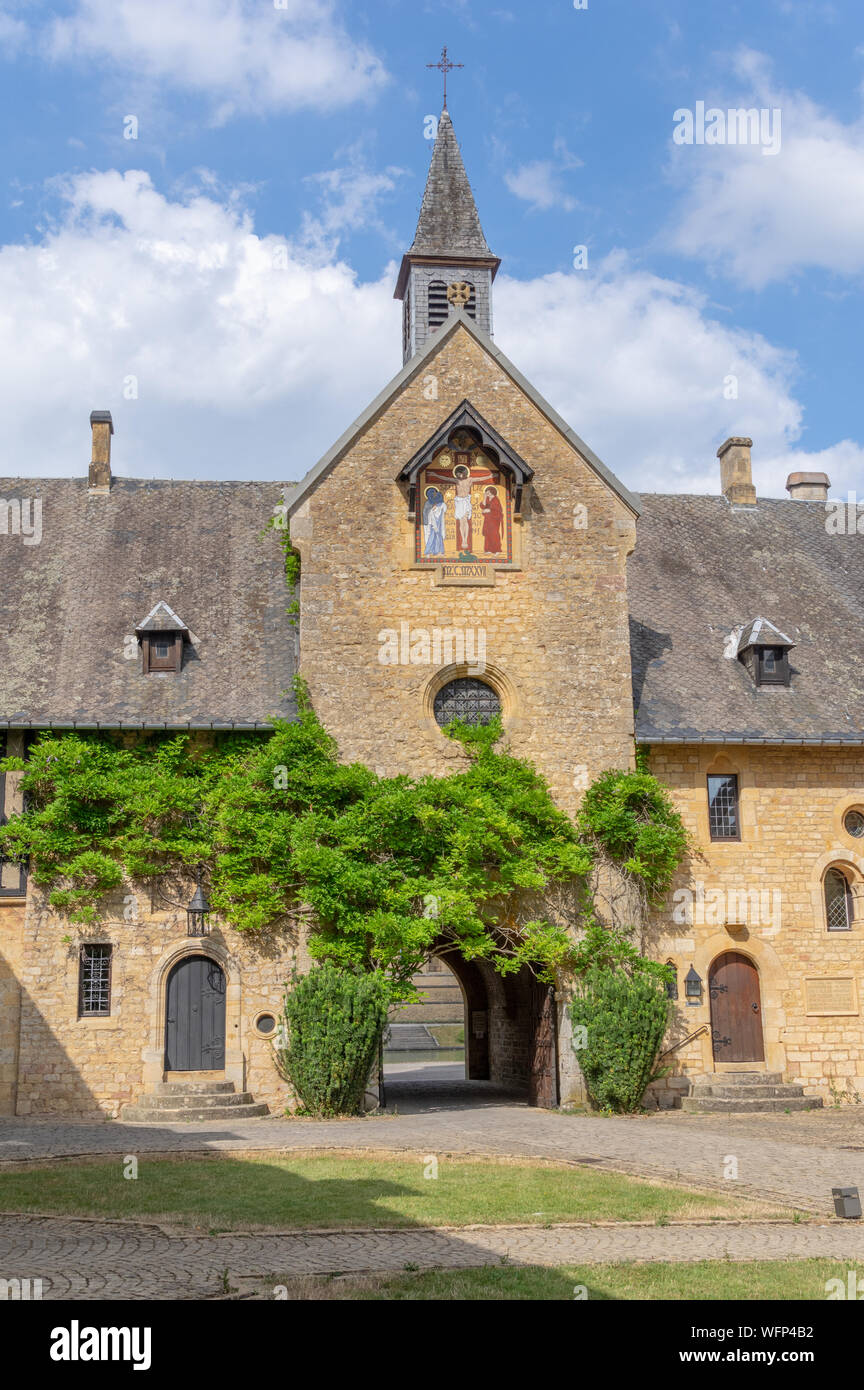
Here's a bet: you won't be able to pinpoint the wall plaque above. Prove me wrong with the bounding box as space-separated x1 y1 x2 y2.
804 977 858 1016
436 563 495 587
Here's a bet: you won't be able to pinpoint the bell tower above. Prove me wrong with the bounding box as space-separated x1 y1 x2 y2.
394 107 500 364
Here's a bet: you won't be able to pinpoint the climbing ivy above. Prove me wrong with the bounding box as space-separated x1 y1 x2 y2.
264 502 300 622
0 686 687 996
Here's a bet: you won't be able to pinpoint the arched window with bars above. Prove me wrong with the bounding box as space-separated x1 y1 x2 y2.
824 866 855 932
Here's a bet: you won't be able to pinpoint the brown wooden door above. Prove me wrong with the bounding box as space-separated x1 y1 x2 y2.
528 981 559 1108
709 952 764 1063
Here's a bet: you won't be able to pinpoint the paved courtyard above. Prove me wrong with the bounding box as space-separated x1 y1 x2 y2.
4 1064 864 1297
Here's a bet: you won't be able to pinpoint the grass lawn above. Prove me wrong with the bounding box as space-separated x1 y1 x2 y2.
261 1260 849 1301
0 1152 793 1231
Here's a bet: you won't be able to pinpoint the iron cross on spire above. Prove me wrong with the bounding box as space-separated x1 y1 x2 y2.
426 45 463 108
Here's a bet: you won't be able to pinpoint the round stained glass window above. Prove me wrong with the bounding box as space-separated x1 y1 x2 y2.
433 677 501 728
845 810 864 839
255 1013 277 1036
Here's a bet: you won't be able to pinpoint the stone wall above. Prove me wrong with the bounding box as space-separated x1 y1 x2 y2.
11 885 306 1118
290 321 638 822
644 743 864 1105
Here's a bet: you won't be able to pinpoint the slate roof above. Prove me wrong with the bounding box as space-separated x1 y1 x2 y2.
0 477 297 729
629 494 864 744
407 109 495 260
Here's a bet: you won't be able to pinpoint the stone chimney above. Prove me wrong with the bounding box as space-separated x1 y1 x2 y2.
88 410 113 493
786 471 830 501
718 436 756 506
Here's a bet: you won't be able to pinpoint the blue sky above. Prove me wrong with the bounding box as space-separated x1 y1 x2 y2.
0 0 862 496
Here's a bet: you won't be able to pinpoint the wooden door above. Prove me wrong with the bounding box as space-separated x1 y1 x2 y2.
165 956 226 1071
528 981 560 1108
709 952 764 1063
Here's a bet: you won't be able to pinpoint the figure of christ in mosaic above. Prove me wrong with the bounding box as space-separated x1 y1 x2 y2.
421 451 505 560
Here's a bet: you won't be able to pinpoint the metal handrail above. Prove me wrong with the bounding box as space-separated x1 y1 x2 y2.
660 1024 709 1058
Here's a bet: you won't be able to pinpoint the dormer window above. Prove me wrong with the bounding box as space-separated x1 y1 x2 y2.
134 601 189 675
735 617 794 688
755 645 789 686
144 633 182 673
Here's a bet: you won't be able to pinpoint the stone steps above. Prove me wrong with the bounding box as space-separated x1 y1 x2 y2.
681 1070 822 1114
700 1071 784 1086
156 1080 235 1095
681 1095 821 1114
386 1023 439 1051
690 1083 803 1100
121 1079 269 1124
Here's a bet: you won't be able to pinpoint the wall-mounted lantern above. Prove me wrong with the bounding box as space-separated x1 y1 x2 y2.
684 966 703 1005
186 872 211 938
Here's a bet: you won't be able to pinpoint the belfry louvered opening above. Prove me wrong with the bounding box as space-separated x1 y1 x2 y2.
428 280 449 328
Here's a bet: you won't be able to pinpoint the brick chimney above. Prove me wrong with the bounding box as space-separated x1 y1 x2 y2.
718 436 756 506
88 410 113 493
786 471 830 501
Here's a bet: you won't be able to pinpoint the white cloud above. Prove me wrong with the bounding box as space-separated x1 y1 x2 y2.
666 51 864 287
46 0 387 118
495 256 863 498
300 154 407 255
0 173 859 499
0 8 28 53
505 139 582 213
0 169 400 480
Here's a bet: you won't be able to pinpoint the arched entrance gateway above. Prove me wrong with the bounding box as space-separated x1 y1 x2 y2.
385 945 560 1108
164 955 226 1072
709 951 765 1064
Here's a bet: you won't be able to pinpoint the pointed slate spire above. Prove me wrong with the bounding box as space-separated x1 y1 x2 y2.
408 109 495 260
395 109 500 363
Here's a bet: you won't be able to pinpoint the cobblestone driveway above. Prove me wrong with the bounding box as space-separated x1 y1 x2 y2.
2 1216 864 1300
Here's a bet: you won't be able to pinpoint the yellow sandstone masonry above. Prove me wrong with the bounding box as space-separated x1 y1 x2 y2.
290 324 638 816
644 744 864 1106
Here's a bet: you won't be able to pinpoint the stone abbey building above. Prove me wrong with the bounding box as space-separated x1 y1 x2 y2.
2 109 864 1118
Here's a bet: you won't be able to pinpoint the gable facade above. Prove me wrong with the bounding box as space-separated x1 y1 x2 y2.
1 107 864 1116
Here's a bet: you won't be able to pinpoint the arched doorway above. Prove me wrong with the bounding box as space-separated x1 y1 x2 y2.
383 947 559 1108
709 951 764 1063
164 956 226 1071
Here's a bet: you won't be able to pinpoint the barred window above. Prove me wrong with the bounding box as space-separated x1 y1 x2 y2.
78 944 112 1016
433 678 501 728
665 961 678 1001
825 868 854 933
707 774 740 841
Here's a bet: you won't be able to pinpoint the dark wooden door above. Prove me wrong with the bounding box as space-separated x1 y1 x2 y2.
528 981 560 1108
709 952 764 1063
165 957 226 1071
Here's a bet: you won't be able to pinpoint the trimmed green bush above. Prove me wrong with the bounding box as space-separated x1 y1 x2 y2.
275 963 390 1116
569 965 671 1113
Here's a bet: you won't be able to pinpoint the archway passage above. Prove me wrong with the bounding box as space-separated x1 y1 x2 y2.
384 947 559 1110
709 951 764 1063
164 956 226 1072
